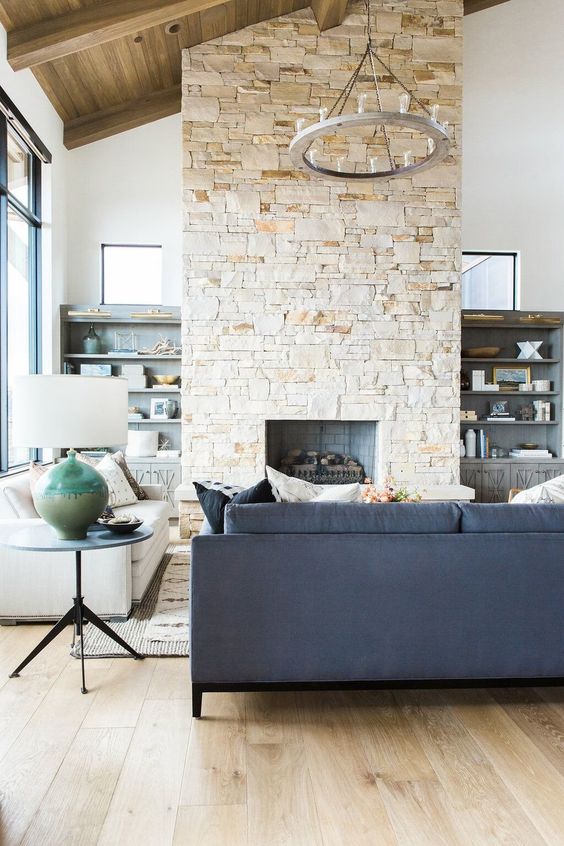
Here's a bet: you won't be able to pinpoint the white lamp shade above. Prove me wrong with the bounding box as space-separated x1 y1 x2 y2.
12 375 129 448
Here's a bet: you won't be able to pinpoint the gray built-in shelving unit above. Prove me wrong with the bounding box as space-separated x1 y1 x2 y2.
60 304 182 513
460 309 564 502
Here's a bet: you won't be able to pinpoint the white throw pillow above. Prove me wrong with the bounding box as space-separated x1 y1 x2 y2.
511 473 564 504
96 453 138 507
312 483 362 502
266 466 321 502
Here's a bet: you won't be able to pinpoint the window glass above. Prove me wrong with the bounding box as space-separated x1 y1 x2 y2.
7 207 32 467
462 253 517 310
102 244 162 305
7 132 31 209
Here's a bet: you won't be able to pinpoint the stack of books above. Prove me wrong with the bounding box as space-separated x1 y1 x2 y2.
509 448 552 459
484 414 516 422
477 429 490 459
128 412 144 421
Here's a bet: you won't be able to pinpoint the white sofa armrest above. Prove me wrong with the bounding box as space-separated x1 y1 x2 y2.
141 484 164 501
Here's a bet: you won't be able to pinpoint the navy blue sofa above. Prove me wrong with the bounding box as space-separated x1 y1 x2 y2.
190 501 564 717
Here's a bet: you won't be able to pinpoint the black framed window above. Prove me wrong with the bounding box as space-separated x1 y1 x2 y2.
0 86 51 472
462 251 518 310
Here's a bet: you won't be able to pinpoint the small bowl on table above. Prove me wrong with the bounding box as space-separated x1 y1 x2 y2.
97 515 144 534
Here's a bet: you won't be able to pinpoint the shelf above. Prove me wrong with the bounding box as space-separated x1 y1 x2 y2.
128 419 181 424
461 357 559 363
462 391 559 396
64 353 181 360
63 318 180 325
128 388 181 394
462 323 561 330
460 421 557 426
461 457 559 462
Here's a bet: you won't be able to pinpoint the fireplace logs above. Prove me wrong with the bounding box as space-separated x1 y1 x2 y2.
279 449 365 484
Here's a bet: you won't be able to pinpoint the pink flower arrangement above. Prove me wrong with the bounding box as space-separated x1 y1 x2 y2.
362 476 421 503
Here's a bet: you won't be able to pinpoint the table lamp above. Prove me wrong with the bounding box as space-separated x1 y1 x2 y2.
12 375 128 540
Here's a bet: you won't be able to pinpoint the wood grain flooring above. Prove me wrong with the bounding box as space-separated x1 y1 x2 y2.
0 622 563 845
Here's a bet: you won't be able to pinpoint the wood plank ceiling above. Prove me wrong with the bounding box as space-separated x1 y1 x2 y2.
0 0 510 150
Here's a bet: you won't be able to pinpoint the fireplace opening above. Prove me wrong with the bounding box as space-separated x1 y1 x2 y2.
265 420 378 485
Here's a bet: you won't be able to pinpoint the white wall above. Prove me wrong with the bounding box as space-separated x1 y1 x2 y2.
463 0 564 310
66 115 183 306
0 24 68 371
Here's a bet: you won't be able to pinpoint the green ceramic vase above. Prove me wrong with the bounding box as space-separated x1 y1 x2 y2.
33 451 109 540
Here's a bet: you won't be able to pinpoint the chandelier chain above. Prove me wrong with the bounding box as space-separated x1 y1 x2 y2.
368 44 394 171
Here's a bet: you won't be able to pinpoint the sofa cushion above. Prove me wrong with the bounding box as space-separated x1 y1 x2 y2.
460 502 564 533
195 478 276 533
224 501 462 534
96 454 137 507
2 475 39 519
113 499 171 561
312 483 361 502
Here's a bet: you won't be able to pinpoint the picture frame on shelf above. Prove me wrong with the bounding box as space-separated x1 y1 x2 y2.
489 400 510 416
493 366 531 389
150 398 170 420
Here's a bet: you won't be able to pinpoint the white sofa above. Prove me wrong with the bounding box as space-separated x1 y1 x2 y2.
0 469 172 623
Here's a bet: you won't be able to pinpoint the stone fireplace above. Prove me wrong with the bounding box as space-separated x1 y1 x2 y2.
181 0 462 497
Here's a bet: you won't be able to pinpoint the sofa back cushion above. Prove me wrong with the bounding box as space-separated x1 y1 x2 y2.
460 502 564 532
224 501 461 534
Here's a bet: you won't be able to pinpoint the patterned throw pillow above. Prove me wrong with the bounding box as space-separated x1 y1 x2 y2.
112 450 148 500
96 453 138 507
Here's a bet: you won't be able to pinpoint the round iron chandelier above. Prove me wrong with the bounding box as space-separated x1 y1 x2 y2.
289 0 451 181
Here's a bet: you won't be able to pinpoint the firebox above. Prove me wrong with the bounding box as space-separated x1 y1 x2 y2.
265 420 378 485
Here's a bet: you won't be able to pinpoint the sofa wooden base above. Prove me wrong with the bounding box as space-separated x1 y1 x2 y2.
191 677 564 719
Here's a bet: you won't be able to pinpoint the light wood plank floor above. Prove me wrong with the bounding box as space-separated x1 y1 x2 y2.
0 625 563 846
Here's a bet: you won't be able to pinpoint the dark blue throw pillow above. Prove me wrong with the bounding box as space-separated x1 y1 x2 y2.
194 478 275 534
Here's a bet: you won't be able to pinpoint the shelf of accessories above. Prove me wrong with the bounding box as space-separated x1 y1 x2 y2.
63 353 181 360
460 309 564 500
60 306 183 504
461 357 560 364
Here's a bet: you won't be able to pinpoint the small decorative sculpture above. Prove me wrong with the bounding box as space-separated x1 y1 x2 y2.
138 336 181 356
516 340 543 360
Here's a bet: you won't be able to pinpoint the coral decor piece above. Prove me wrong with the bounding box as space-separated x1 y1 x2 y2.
362 477 421 503
138 336 181 356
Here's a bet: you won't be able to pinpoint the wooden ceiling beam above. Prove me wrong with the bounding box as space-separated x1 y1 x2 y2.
63 85 181 150
310 0 348 32
7 0 229 71
464 0 511 14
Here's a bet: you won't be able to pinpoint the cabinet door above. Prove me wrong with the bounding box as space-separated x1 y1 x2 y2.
125 462 153 488
481 463 511 503
537 462 564 484
510 463 538 493
150 463 181 511
460 462 481 501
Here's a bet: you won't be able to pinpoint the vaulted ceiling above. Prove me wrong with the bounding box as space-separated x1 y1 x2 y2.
0 0 510 150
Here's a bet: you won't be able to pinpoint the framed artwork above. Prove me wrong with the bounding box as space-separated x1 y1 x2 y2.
489 399 510 415
150 398 169 420
493 366 531 388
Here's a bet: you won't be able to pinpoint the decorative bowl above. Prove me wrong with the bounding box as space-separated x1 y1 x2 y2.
153 375 178 385
519 443 539 450
462 347 501 358
97 515 144 534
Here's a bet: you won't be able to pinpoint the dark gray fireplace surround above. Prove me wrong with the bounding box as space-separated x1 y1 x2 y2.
265 420 377 484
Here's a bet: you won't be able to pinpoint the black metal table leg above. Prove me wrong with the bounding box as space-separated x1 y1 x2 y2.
82 604 144 660
74 551 88 694
9 548 143 691
9 606 75 678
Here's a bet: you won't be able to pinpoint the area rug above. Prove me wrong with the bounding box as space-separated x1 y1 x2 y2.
71 543 190 659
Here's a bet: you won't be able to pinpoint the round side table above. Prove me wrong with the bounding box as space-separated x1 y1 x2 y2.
0 523 154 694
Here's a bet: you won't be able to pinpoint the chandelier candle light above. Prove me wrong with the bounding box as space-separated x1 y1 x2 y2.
289 0 451 182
